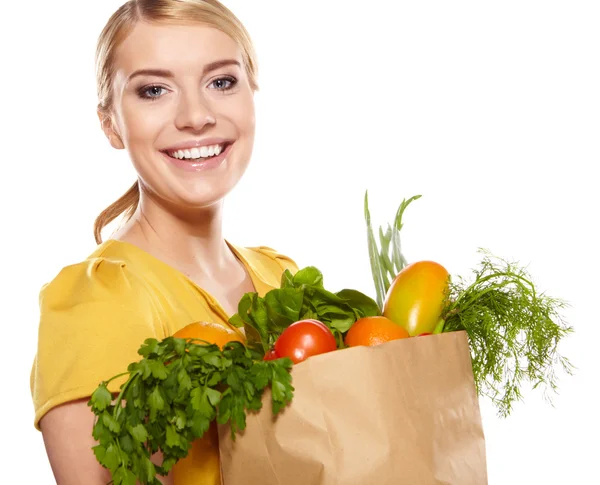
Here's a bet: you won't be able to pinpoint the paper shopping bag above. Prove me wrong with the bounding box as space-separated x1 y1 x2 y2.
218 330 488 485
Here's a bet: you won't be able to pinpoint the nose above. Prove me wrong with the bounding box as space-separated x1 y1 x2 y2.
174 90 216 131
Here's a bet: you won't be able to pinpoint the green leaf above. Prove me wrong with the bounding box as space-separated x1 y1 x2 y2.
206 371 222 387
280 269 295 288
166 425 185 450
148 387 165 419
269 360 294 415
92 444 107 465
172 337 186 356
102 412 121 434
174 409 187 430
119 434 134 454
149 360 168 380
205 387 222 407
188 344 216 358
190 411 211 439
309 287 346 305
326 315 355 333
139 360 152 380
202 350 225 368
140 456 156 483
228 313 245 328
250 295 269 334
190 387 217 419
113 465 137 485
177 368 192 391
266 287 303 321
138 338 160 357
265 287 303 331
292 266 324 288
92 417 112 442
336 289 381 317
90 384 112 412
102 443 121 472
233 292 254 325
236 293 270 353
129 423 148 443
249 362 271 390
161 456 178 474
300 307 319 320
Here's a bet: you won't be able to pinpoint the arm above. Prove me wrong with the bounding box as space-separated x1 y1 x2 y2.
40 399 173 485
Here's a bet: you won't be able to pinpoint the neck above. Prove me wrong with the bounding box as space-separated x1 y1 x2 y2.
116 190 236 277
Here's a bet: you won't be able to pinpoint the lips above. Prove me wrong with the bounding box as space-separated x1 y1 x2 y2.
160 141 233 173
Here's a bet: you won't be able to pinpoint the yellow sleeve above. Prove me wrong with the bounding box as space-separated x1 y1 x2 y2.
30 257 165 430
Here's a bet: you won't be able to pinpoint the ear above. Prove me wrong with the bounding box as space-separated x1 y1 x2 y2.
97 109 125 150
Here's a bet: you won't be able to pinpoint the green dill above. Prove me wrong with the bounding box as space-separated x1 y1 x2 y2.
441 249 574 417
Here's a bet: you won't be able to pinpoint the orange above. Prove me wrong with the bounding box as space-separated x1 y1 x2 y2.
173 321 245 349
345 316 410 347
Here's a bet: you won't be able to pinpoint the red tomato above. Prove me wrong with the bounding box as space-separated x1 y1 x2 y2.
263 348 279 361
417 332 432 337
274 319 337 364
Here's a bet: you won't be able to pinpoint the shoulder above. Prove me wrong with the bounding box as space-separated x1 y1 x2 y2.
32 249 163 430
233 244 300 274
39 253 148 313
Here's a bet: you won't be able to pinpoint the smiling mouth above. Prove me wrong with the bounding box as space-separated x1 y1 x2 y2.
163 142 231 161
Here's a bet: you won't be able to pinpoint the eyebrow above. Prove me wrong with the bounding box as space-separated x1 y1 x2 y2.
126 59 241 83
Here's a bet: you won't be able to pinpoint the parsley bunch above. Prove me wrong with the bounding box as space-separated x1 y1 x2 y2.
88 337 293 485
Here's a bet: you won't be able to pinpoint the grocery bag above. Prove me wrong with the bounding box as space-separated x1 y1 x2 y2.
218 330 488 485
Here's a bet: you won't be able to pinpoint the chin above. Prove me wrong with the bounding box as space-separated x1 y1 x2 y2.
171 176 242 210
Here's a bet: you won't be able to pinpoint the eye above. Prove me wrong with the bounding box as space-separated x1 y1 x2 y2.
137 85 167 100
210 76 237 91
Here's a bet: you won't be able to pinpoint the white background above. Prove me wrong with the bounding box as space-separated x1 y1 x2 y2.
1 0 598 483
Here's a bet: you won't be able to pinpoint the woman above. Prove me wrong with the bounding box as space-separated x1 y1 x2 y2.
30 1 298 483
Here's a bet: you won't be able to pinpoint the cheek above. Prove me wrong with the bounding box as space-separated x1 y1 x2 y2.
120 102 165 146
231 92 256 137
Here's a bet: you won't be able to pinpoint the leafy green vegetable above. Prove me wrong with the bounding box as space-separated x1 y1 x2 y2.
229 266 381 355
441 249 574 417
89 338 294 484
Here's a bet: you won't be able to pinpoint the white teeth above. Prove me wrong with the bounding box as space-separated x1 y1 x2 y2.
169 144 225 160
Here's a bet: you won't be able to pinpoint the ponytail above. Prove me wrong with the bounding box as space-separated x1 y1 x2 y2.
93 181 140 244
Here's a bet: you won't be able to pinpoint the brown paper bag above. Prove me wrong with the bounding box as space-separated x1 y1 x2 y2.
218 330 488 485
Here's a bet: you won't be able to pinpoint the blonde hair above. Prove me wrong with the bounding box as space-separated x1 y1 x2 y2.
93 0 259 244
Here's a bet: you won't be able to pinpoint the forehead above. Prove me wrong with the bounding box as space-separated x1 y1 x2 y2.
114 21 242 74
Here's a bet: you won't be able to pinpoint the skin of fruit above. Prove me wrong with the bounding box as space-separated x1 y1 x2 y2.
383 261 450 336
274 319 337 364
263 348 279 361
345 315 410 347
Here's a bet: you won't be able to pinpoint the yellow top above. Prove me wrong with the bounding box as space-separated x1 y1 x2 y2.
30 238 298 484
